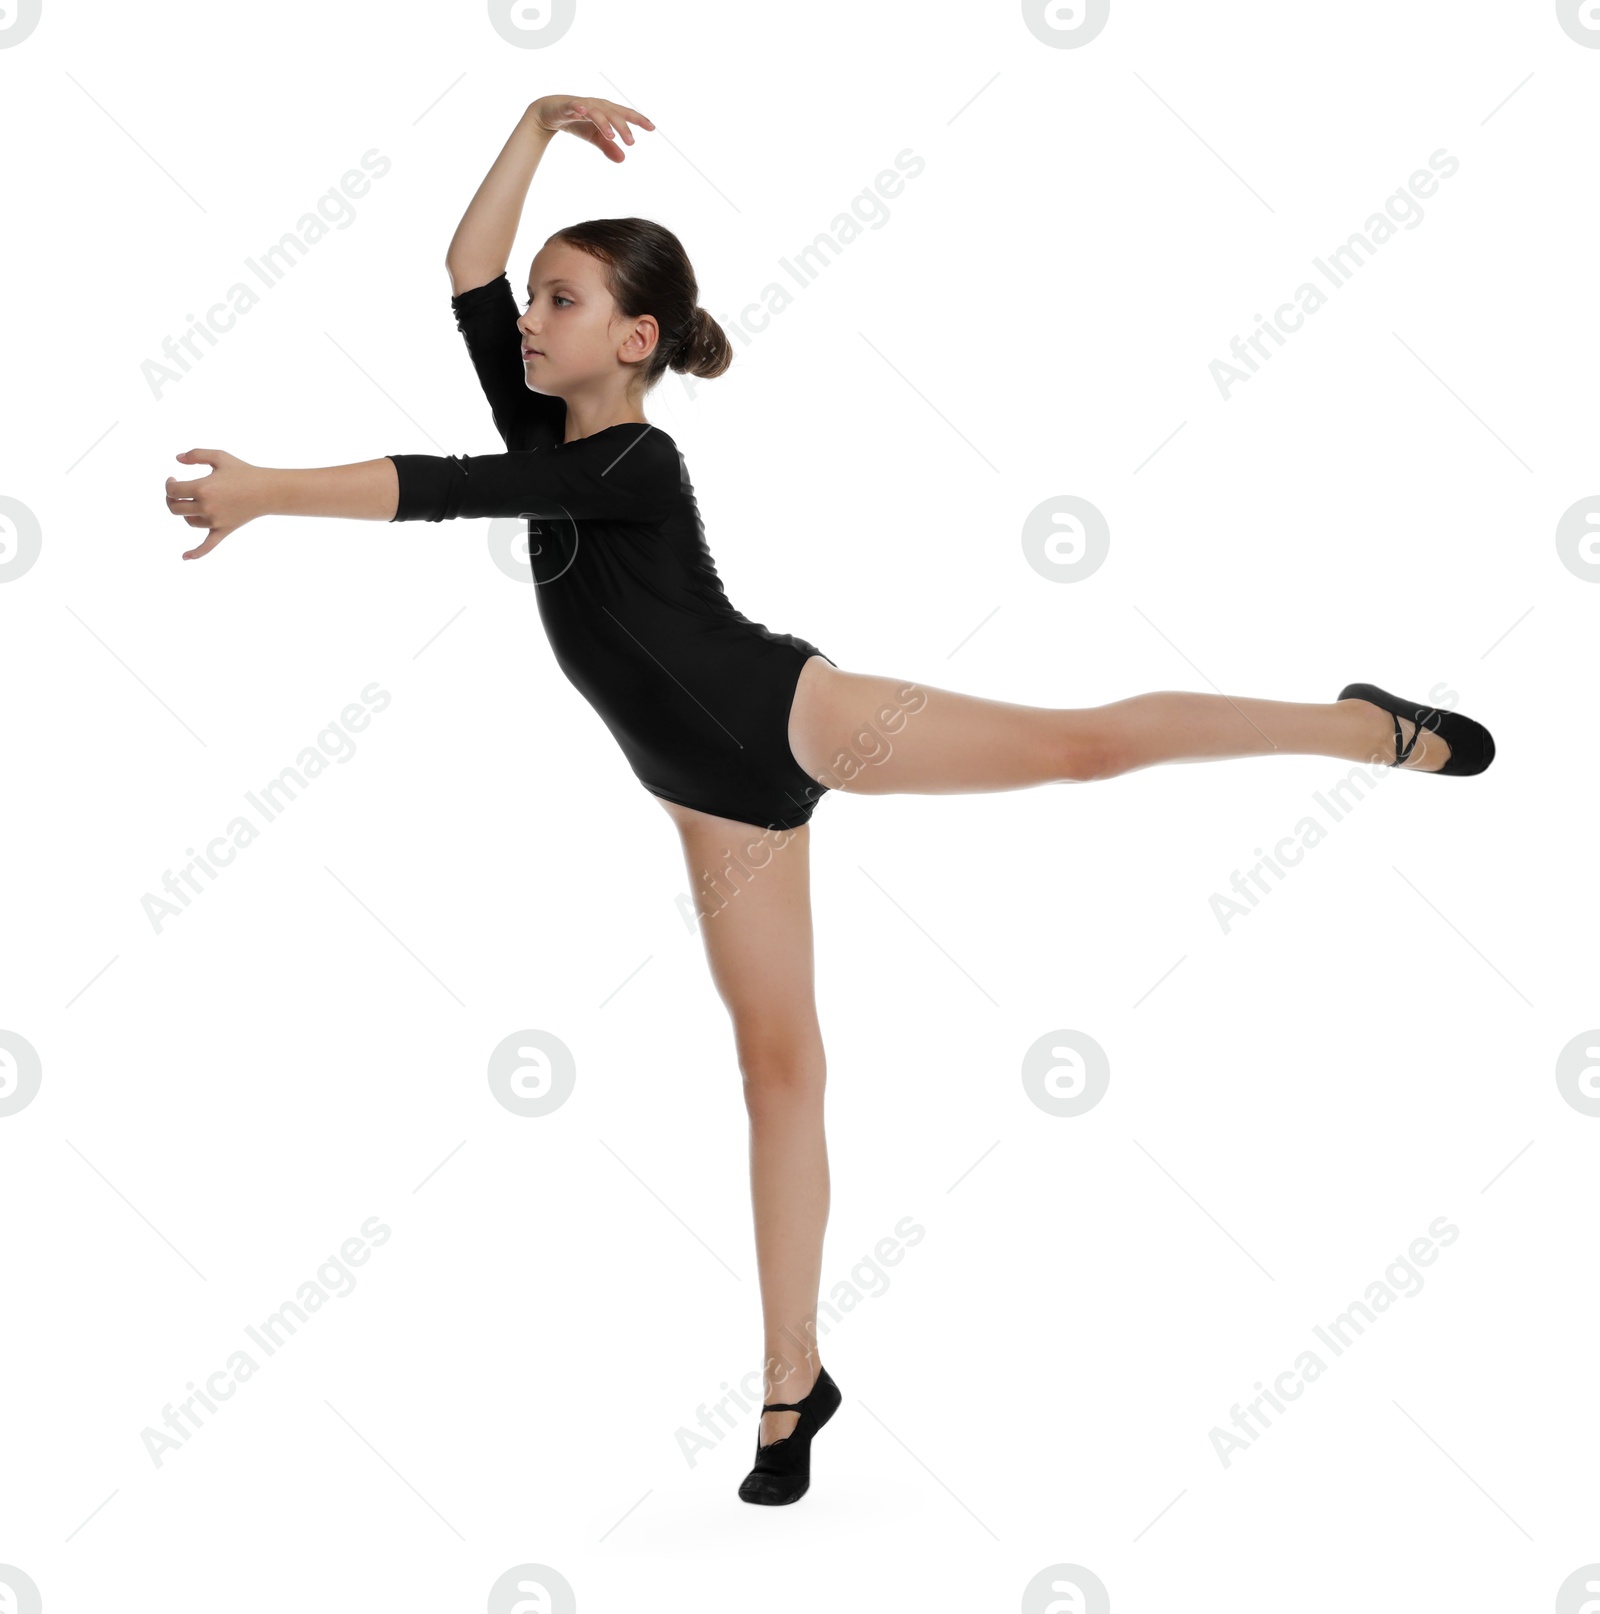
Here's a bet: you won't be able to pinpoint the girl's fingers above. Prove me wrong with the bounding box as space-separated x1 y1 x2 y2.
576 122 624 162
188 523 234 552
588 109 622 147
604 101 655 141
554 98 654 147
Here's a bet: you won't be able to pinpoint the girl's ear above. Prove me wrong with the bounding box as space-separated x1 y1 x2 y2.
626 314 661 360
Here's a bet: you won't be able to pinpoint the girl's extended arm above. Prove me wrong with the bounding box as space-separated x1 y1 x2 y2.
444 96 655 296
167 430 672 561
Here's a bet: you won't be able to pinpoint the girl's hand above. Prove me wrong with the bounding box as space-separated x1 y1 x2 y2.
166 448 272 559
529 95 654 162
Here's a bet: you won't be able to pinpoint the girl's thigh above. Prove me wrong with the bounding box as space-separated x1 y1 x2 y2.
654 796 823 1069
787 657 1110 796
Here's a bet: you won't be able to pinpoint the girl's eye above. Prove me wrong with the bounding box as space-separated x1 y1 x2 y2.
523 295 572 309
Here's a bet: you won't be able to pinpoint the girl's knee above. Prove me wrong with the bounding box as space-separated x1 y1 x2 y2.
737 1033 826 1103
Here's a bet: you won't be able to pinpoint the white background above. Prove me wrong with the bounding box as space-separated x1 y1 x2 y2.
1 1 1594 1609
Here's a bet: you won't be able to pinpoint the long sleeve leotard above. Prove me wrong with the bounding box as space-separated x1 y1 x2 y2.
385 274 833 832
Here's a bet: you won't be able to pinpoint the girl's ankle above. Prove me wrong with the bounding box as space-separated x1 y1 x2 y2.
763 1360 820 1403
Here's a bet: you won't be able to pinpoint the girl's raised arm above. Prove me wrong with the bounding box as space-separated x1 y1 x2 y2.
445 96 655 297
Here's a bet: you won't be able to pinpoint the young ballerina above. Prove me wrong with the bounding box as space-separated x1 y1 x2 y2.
165 94 1496 1506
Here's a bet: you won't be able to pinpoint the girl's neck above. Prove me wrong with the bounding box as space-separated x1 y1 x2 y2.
561 393 649 444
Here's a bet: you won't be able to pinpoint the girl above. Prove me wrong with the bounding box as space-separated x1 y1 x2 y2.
165 94 1496 1507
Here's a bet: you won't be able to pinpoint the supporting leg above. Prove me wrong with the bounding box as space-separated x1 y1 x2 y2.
657 797 829 1448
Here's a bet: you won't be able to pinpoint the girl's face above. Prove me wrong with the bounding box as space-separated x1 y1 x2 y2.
517 239 660 396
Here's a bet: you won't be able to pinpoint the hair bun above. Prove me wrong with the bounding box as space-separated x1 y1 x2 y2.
668 304 731 380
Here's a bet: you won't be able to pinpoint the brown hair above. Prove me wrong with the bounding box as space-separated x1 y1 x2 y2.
550 217 732 389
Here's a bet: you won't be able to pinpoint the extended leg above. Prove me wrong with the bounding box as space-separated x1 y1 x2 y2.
787 660 1451 797
657 796 830 1449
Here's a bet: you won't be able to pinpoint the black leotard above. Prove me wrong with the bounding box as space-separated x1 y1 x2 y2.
387 273 833 833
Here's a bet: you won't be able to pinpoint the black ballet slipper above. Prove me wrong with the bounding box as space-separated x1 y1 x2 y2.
737 1365 842 1505
1338 683 1495 776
